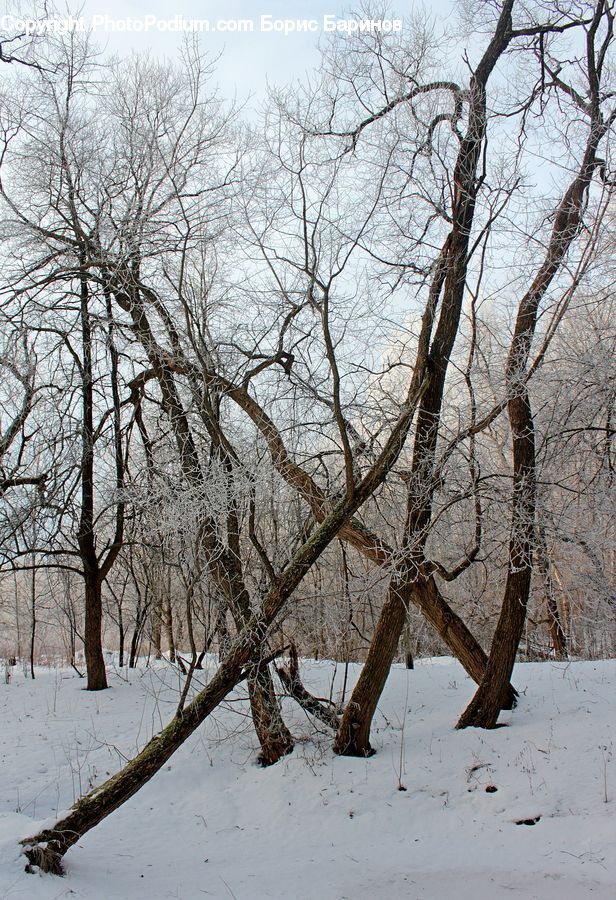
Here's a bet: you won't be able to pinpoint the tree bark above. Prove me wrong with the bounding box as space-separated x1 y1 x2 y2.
537 527 567 658
84 575 107 691
248 663 294 765
117 605 125 668
164 594 176 663
151 595 163 660
334 577 408 756
456 390 536 728
22 636 251 874
402 614 414 670
77 266 108 691
29 556 36 680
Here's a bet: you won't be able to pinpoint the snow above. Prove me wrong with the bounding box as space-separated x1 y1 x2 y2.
1 656 614 899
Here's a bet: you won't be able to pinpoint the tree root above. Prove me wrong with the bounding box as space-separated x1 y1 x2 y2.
22 842 65 876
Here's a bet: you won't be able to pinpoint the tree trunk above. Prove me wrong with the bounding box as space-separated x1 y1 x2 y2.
22 635 252 874
117 606 125 668
228 587 294 766
276 644 340 730
457 380 536 729
551 561 572 653
546 593 567 659
402 614 414 670
332 2 517 756
456 566 533 729
78 267 108 692
457 52 604 725
248 663 294 766
334 577 407 756
29 556 36 680
537 527 567 659
151 598 163 660
84 575 108 691
129 610 146 668
217 607 231 660
164 594 176 663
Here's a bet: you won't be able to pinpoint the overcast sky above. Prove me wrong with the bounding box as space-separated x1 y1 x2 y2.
67 0 453 105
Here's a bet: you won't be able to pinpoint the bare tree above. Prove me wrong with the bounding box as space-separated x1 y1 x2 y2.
0 0 612 875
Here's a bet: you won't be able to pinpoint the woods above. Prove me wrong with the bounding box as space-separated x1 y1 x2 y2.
0 0 614 877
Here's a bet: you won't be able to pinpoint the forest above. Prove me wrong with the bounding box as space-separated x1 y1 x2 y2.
0 0 614 888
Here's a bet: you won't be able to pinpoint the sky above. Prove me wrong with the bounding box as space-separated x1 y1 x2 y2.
18 0 454 105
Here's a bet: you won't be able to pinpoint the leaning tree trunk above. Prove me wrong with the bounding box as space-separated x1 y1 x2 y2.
22 622 292 874
22 630 253 874
456 55 606 726
456 390 536 728
333 576 408 756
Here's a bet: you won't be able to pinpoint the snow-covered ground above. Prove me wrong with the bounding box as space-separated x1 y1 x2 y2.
0 655 614 899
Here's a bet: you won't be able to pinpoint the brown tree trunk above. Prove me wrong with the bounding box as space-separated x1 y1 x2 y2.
229 587 294 765
546 593 567 659
29 556 36 680
248 663 294 766
276 644 340 730
456 564 533 729
164 594 176 663
551 561 572 652
334 577 408 756
128 595 148 668
128 622 141 668
117 605 125 668
23 634 252 874
78 267 108 691
84 575 108 691
150 594 163 660
457 241 538 729
457 275 539 730
402 614 414 670
537 527 567 659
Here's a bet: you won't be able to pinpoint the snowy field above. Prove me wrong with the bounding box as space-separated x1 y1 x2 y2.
0 656 614 900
